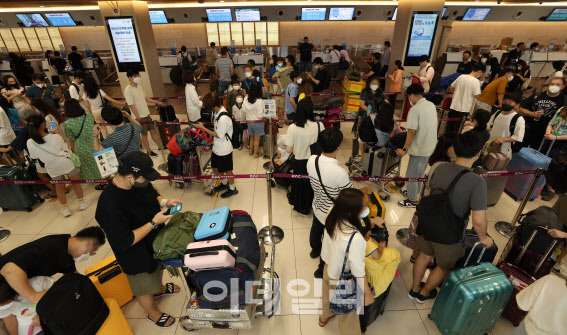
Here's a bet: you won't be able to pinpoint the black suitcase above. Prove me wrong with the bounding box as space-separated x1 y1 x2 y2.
157 105 181 147
359 283 392 333
0 165 43 212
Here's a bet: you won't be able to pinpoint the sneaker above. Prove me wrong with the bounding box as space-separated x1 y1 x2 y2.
397 199 417 208
415 289 438 304
400 190 408 197
221 188 238 198
213 183 230 193
310 249 320 259
407 282 426 300
541 190 556 201
79 199 92 211
148 151 158 157
314 268 323 279
60 207 72 217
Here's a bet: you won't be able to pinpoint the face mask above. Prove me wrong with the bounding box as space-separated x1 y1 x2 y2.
517 66 522 70
277 62 283 67
73 253 90 263
501 104 514 112
233 85 240 91
133 77 141 84
462 57 469 62
481 58 487 64
507 75 514 82
370 84 379 91
236 97 243 103
130 178 149 189
0 302 14 310
359 207 370 219
296 78 302 84
245 71 252 78
549 85 561 94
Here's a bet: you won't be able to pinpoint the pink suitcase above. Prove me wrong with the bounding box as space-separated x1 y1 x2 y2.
184 240 236 271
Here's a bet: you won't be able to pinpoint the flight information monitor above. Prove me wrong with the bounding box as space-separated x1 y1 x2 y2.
44 13 76 27
206 8 233 22
16 14 49 27
235 8 261 22
393 7 446 21
105 16 144 72
462 8 491 21
301 8 326 21
329 8 355 21
546 8 567 21
404 11 440 66
149 10 168 24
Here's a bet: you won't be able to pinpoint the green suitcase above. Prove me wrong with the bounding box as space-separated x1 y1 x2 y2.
0 165 43 212
429 243 513 335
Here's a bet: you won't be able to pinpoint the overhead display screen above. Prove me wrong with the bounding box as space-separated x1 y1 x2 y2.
546 8 567 21
329 8 355 21
393 7 445 21
44 13 76 27
235 8 260 22
149 10 168 24
301 8 327 21
16 14 49 27
404 11 440 66
105 17 144 72
462 8 491 21
206 8 233 22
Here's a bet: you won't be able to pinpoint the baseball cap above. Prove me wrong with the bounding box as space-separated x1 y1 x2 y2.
119 152 161 181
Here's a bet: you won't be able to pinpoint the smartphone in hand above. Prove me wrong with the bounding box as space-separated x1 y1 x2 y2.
165 203 182 215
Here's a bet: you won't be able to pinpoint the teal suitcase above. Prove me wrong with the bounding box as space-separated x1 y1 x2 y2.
429 243 513 335
0 165 43 212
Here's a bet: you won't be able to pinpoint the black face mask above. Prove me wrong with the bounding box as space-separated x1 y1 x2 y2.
501 104 515 112
130 178 149 189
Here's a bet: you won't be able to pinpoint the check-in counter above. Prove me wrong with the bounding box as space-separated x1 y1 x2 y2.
294 52 331 64
0 61 15 79
159 55 178 84
232 54 264 79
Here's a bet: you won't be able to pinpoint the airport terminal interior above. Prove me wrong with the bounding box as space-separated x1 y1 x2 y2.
0 0 567 334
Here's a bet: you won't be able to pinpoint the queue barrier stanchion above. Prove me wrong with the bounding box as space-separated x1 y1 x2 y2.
494 168 546 239
457 115 467 134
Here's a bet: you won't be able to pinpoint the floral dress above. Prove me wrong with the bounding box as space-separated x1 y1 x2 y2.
64 113 101 180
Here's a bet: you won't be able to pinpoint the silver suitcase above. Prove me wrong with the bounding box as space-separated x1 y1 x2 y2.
362 146 398 177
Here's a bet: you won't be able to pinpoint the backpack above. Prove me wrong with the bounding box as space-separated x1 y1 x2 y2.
546 148 567 193
181 53 192 71
167 125 213 156
158 104 178 122
516 206 566 254
358 116 378 144
299 44 312 62
427 66 441 91
153 210 201 260
416 170 471 245
216 111 242 149
63 83 80 101
36 273 109 335
493 110 526 153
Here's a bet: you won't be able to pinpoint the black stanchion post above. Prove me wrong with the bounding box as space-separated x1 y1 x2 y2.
495 168 545 238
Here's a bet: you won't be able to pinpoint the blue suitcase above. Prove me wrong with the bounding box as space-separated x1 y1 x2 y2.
429 243 513 335
505 147 551 201
194 206 232 241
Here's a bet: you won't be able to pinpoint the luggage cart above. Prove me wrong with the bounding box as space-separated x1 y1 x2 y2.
167 144 214 190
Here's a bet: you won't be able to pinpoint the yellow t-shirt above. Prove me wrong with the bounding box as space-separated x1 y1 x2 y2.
364 238 401 297
478 76 508 106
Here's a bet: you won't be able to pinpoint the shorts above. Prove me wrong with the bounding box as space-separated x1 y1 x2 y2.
51 167 80 180
139 116 155 135
248 122 265 136
126 265 163 297
0 145 18 160
416 235 465 270
299 61 313 72
211 152 233 173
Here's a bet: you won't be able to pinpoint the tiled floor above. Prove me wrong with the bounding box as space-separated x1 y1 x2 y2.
0 116 545 335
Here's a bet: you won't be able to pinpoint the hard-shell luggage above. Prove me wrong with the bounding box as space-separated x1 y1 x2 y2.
85 255 134 307
362 146 398 177
453 229 498 269
157 104 181 146
359 283 392 333
194 206 232 241
0 165 43 212
474 166 508 206
185 239 236 271
167 153 184 176
483 152 509 171
37 273 109 335
429 243 513 335
96 299 133 335
505 148 551 200
183 151 201 176
365 192 386 219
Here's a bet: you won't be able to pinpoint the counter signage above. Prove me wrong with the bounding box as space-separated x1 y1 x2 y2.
206 9 233 22
404 11 440 66
462 8 491 21
44 13 76 27
329 8 355 21
16 14 49 27
546 8 567 21
301 8 327 21
105 17 144 72
235 8 261 22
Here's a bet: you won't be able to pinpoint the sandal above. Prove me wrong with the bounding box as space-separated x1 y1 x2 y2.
43 193 57 200
95 183 107 191
318 315 334 327
147 313 175 328
154 283 180 298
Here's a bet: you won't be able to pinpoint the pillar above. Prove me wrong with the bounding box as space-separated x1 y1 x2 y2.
98 0 165 97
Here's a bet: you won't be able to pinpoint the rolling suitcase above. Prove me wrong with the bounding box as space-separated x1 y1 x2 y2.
0 165 43 212
453 229 498 269
362 147 397 177
359 283 392 333
429 243 513 335
194 206 232 241
505 148 551 200
158 104 181 146
474 166 508 206
184 239 236 271
483 152 509 171
365 192 386 219
183 151 200 176
167 153 186 176
85 255 134 307
96 299 133 335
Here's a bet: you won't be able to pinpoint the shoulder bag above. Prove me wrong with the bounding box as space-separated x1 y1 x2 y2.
309 122 323 156
99 90 112 109
32 140 81 168
329 232 362 315
315 155 335 203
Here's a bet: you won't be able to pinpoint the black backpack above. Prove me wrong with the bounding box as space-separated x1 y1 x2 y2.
216 111 242 149
416 170 471 245
37 273 109 335
300 44 312 62
158 104 178 122
63 83 80 101
516 206 566 255
427 66 441 91
493 110 526 153
358 116 378 144
181 53 192 70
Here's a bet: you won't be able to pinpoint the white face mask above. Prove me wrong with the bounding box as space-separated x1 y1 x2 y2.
549 85 561 94
236 97 243 103
359 207 370 219
507 75 514 82
133 77 141 84
370 84 379 91
0 301 14 310
73 253 90 263
245 71 252 78
296 78 303 84
277 62 284 67
233 85 240 91
481 58 487 64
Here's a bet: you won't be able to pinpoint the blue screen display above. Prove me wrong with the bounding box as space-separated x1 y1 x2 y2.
301 8 326 21
44 13 76 27
206 8 233 22
462 8 491 21
149 10 168 24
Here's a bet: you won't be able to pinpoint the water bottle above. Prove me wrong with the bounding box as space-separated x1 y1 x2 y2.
367 104 372 117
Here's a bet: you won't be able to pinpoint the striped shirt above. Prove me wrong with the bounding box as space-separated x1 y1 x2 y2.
101 123 142 158
307 155 353 223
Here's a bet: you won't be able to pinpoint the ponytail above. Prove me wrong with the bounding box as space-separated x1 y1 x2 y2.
27 114 46 145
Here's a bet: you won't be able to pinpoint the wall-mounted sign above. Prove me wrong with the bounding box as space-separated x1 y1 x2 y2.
105 16 144 72
404 11 441 66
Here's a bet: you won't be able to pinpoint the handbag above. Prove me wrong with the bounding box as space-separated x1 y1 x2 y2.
32 141 81 169
309 122 323 156
329 232 362 315
99 90 112 109
315 155 335 203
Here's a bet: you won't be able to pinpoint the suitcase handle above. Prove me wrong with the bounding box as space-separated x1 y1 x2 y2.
462 242 486 268
98 266 123 285
514 226 561 275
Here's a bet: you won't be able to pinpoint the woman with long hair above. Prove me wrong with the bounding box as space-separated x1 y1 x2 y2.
243 81 264 158
63 99 103 188
82 75 125 137
184 70 202 122
286 97 321 216
1 75 27 112
319 188 376 334
30 98 66 141
26 114 92 217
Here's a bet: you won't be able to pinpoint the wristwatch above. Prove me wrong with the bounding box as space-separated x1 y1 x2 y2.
150 220 160 230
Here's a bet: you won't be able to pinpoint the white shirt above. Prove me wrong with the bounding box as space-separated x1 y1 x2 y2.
27 134 76 178
329 49 340 64
516 274 567 335
69 83 87 109
286 121 322 160
243 96 264 121
418 64 435 92
212 107 233 156
488 111 525 159
82 89 107 114
124 84 150 118
321 222 366 279
450 74 481 114
185 84 202 122
232 104 245 122
307 155 354 223
0 276 54 335
1 87 27 111
406 98 438 157
0 107 16 146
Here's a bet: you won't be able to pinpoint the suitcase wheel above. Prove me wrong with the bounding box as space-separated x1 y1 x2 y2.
379 193 390 202
395 181 405 188
26 207 32 212
39 198 45 203
176 182 185 189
